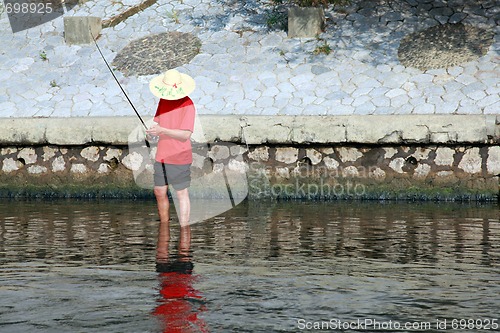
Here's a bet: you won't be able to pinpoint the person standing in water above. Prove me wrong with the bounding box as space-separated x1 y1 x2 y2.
146 69 196 227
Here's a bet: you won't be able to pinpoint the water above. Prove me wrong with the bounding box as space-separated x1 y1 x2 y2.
0 200 499 332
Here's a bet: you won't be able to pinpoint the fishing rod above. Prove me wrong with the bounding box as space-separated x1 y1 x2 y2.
89 30 148 131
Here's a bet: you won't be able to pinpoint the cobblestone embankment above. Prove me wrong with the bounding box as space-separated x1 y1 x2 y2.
0 0 498 199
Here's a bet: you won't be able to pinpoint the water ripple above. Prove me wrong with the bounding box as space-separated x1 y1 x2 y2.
0 200 498 332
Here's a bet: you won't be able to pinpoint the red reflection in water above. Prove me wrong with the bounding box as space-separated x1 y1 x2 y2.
153 223 208 333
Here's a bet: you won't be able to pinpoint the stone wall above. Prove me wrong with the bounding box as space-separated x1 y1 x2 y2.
0 115 498 200
245 145 499 200
0 145 139 197
0 143 498 200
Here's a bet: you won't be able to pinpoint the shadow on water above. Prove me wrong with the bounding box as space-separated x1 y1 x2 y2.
0 199 499 332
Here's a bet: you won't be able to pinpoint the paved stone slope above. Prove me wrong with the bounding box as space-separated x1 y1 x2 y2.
0 0 498 118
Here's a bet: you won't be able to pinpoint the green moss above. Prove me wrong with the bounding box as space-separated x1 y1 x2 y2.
0 183 154 199
0 177 497 202
247 177 499 202
360 184 498 202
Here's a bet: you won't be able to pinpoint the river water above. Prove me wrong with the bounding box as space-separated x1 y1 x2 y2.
0 200 498 332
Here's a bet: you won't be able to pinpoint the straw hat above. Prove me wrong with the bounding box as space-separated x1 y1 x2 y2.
149 69 195 100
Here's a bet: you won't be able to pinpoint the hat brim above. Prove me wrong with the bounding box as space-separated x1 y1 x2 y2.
149 72 195 100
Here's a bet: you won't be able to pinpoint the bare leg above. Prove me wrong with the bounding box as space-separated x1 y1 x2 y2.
176 188 190 227
154 185 170 223
156 219 170 263
178 225 191 259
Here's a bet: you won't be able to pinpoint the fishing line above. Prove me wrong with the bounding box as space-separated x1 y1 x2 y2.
89 30 148 130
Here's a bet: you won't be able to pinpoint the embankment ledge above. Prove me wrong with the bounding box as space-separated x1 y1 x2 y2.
1 115 499 145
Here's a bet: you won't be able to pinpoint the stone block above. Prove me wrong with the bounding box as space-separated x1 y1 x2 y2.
42 147 57 162
17 148 37 164
248 147 269 161
64 16 102 45
81 146 100 162
70 164 87 174
276 167 291 179
306 148 322 165
52 156 66 172
2 158 22 173
435 147 455 166
389 157 405 173
486 146 500 175
230 145 247 156
384 147 398 159
122 151 144 171
228 159 249 173
337 147 362 163
209 145 230 161
287 7 325 38
276 147 298 164
413 163 431 179
345 116 405 144
98 164 110 174
104 148 123 162
369 167 386 180
323 156 339 170
27 165 48 174
458 148 482 174
342 166 359 178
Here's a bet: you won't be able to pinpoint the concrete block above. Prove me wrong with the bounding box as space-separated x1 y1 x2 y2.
430 132 456 143
64 16 102 45
291 116 346 143
346 117 404 144
197 116 241 143
244 117 293 144
0 115 498 147
91 117 138 145
288 7 325 38
0 118 46 145
402 125 430 142
45 118 93 145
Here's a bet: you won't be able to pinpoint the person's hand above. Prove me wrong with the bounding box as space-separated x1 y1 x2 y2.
146 124 163 136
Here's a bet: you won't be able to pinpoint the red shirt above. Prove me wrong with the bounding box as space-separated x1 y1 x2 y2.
154 97 195 164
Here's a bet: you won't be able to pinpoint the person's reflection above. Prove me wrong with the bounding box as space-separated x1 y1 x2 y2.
153 222 208 333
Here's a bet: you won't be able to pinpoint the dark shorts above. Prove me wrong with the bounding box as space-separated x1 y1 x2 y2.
154 162 191 190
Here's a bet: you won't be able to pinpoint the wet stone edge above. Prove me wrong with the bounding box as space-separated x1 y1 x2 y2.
0 144 498 201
